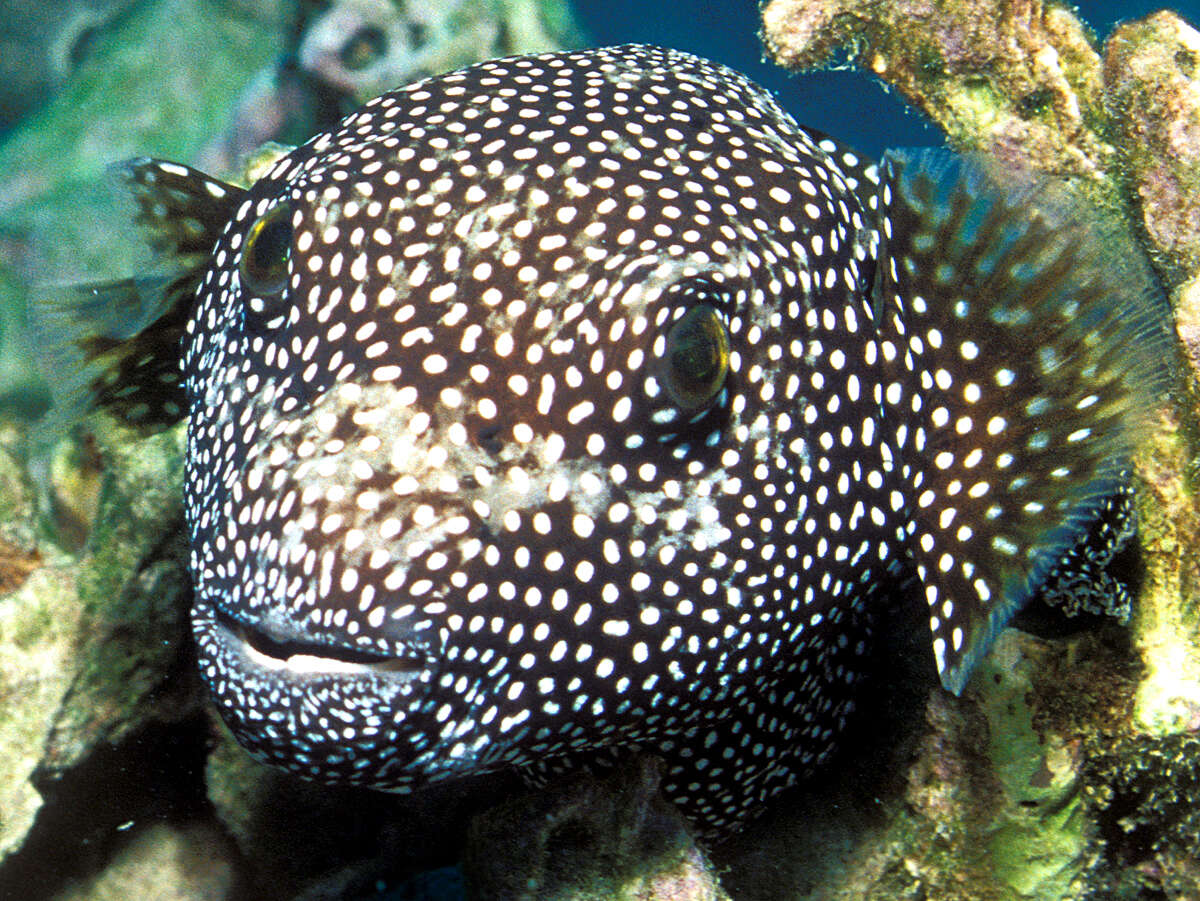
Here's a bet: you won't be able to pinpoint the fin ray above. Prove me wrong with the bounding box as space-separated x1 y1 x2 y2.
874 149 1174 693
26 160 244 445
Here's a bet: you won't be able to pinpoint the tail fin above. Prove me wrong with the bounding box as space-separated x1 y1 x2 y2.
26 159 243 444
873 150 1175 694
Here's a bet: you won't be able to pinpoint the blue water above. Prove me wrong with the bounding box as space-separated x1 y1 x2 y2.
574 0 1200 157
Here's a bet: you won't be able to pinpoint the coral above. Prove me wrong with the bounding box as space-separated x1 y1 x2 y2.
48 823 236 901
1105 12 1200 281
1083 733 1200 899
761 0 1113 179
762 2 1200 898
199 0 584 174
0 418 211 898
760 3 1200 290
298 0 581 103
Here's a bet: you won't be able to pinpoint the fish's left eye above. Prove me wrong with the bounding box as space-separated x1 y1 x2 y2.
240 202 293 299
662 304 730 412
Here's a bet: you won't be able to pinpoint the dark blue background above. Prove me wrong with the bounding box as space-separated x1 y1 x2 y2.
574 1 1199 157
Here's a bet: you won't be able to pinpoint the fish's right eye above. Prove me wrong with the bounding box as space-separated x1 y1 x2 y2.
240 203 293 300
662 304 730 412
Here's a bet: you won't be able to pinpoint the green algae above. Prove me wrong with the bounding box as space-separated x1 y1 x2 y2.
0 0 283 216
974 635 1090 899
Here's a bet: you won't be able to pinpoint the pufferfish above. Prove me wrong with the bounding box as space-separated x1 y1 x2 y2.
37 44 1173 832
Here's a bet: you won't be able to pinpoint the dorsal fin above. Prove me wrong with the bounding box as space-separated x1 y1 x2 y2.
873 149 1174 693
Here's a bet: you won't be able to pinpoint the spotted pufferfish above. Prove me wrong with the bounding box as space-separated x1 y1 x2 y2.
39 44 1173 833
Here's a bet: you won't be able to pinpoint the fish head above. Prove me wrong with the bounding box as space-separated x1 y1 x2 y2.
184 46 880 789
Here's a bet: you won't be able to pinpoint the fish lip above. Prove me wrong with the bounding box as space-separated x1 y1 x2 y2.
206 605 431 684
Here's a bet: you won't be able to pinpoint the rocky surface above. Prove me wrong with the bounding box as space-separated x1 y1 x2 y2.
463 757 729 901
1105 11 1200 283
760 0 1113 180
49 822 237 901
760 2 1200 899
0 418 209 900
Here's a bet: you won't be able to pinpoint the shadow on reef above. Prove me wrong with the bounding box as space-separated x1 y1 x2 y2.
1084 733 1200 899
211 755 518 901
0 717 213 901
714 575 941 899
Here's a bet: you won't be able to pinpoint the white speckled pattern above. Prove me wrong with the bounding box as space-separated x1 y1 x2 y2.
100 45 1169 832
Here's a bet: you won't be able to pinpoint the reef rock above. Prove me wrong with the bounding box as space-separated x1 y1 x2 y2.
761 0 1112 178
464 757 729 901
0 419 209 899
761 2 1200 898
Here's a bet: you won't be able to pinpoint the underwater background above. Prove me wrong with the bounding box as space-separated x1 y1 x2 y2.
1 2 1194 152
3 2 1200 901
575 0 1190 155
2 2 1192 139
0 2 1194 148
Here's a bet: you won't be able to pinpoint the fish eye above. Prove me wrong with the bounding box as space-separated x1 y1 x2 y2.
240 202 293 299
662 304 730 411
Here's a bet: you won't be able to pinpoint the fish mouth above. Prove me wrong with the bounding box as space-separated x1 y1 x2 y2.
211 607 429 682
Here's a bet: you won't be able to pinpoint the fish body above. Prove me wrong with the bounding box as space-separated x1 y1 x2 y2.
45 45 1171 832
